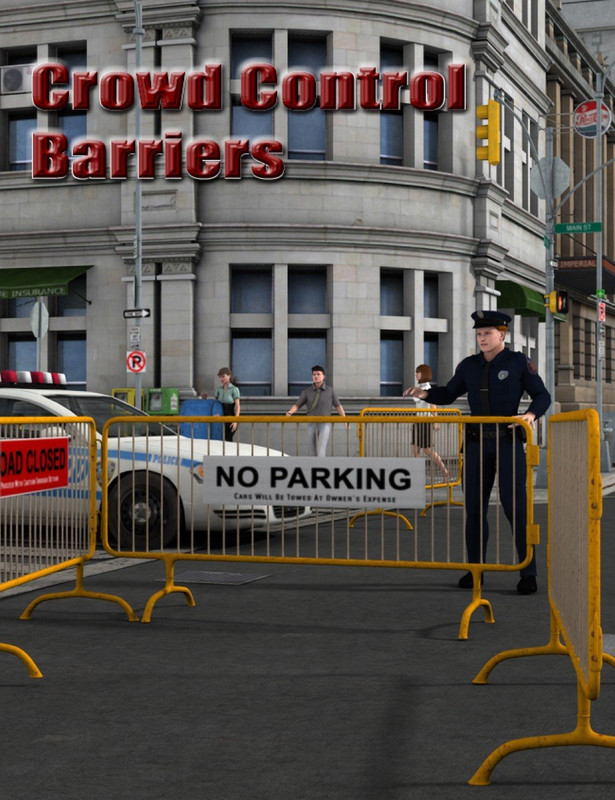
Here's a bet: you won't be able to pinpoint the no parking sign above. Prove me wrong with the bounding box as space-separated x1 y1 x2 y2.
126 350 147 374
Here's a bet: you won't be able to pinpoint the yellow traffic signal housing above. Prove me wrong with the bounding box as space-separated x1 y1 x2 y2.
476 99 501 166
546 290 569 314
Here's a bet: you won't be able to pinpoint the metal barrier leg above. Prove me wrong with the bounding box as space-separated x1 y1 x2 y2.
141 556 196 624
420 482 464 516
20 562 139 623
469 683 615 786
473 608 567 683
348 509 413 530
0 642 43 678
457 572 494 640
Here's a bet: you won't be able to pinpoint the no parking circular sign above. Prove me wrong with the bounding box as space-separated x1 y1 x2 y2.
126 350 147 374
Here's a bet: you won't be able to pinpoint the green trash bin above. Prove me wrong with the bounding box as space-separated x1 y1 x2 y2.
145 387 180 415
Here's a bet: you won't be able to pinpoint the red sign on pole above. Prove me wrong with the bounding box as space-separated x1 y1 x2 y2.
0 437 69 497
599 302 606 322
573 100 612 138
126 350 147 374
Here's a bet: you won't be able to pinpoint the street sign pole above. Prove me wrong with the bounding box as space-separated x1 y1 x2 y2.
133 1 144 410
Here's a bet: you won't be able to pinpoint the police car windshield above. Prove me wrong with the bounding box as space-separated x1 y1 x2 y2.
45 394 176 436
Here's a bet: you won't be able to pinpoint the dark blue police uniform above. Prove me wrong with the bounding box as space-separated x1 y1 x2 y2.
423 312 551 582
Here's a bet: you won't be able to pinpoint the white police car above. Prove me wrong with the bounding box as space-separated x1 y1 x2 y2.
0 371 308 550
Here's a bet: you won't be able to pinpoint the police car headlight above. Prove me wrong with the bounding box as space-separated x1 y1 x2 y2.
191 463 205 483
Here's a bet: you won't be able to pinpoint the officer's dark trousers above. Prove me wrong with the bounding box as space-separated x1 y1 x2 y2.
464 434 536 576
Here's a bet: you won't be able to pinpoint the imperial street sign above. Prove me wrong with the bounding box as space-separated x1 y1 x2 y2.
554 222 602 234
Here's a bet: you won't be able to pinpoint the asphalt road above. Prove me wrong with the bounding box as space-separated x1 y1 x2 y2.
1 497 615 799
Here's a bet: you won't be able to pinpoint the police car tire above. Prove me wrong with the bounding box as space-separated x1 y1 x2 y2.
107 472 180 551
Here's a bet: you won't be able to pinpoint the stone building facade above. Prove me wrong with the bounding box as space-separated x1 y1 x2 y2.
0 0 574 411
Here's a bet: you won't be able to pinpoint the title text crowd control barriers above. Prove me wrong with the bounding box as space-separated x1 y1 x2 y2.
101 413 537 636
0 416 137 678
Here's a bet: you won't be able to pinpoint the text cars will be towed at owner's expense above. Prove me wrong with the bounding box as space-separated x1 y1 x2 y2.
0 375 310 550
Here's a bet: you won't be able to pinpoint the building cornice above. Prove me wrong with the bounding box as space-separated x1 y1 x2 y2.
282 161 481 199
198 223 479 259
0 227 115 257
0 1 115 29
200 0 478 42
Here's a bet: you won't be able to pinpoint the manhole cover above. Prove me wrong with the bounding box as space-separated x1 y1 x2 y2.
163 570 270 585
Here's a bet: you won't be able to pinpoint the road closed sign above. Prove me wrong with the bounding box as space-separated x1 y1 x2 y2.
0 437 69 497
126 350 147 374
202 456 426 509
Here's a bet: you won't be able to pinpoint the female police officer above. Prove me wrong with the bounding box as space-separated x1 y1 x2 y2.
407 311 551 594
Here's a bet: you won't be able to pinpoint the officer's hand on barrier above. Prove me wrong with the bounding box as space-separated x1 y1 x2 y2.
510 412 535 429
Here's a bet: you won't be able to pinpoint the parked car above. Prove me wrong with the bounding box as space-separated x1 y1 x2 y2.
0 373 309 550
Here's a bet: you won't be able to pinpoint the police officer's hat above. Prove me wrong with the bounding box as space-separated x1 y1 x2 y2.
471 310 512 329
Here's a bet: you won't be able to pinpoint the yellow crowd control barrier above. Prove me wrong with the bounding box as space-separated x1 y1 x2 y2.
0 416 137 678
101 414 537 635
354 408 463 526
469 409 615 786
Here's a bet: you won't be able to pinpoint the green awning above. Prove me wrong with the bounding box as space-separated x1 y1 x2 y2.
496 280 546 321
0 266 92 299
496 279 567 322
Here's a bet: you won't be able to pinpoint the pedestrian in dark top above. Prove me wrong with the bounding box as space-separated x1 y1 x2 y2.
215 367 240 442
407 311 551 594
286 365 346 456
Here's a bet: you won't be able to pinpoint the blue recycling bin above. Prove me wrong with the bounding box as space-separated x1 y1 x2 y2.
179 398 224 441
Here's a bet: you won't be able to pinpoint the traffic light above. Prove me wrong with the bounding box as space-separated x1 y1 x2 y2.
476 99 501 165
546 290 569 314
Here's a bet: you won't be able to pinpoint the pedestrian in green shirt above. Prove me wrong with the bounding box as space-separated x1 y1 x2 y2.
215 367 241 441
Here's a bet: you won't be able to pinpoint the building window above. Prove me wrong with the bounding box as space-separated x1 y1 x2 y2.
424 333 439 383
1 48 36 96
380 43 404 166
288 34 327 72
424 273 439 317
423 53 439 171
380 333 404 396
423 112 438 170
231 331 272 395
288 106 326 160
381 111 403 165
230 34 273 78
500 94 515 198
8 335 36 370
54 273 88 317
8 113 37 170
380 270 404 316
584 318 594 380
287 35 327 160
55 45 87 76
57 334 86 388
288 267 327 313
231 267 272 313
288 332 327 394
231 98 273 140
6 296 36 318
58 111 87 152
521 112 539 216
